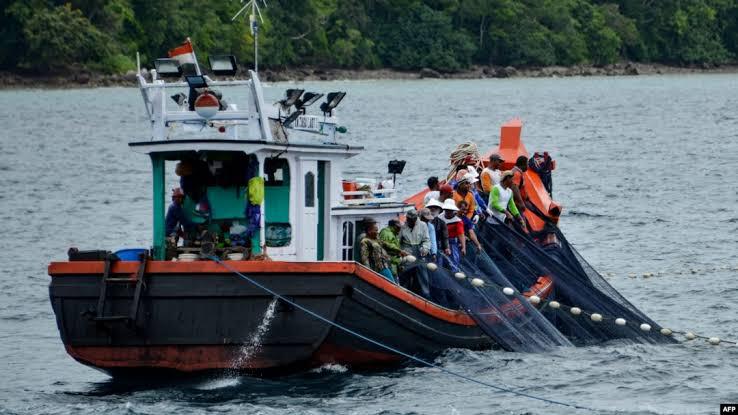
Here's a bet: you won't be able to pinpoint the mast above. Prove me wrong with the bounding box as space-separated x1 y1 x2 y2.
233 0 267 73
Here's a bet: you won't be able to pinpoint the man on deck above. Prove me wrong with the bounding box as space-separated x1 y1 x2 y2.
423 176 440 205
379 219 406 275
488 171 527 232
399 209 431 258
359 221 395 283
480 154 504 195
165 188 194 242
511 155 529 213
452 175 476 220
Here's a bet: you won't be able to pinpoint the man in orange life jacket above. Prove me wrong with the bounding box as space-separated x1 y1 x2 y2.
511 156 529 213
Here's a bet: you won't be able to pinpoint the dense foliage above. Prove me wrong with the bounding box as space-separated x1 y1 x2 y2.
1 0 737 73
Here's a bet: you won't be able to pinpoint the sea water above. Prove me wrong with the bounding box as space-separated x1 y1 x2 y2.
1 74 737 414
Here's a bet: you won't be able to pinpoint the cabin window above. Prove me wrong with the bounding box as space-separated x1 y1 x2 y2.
341 221 354 260
304 172 315 207
264 157 291 247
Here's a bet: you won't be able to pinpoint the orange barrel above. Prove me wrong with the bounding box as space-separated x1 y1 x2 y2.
342 180 358 199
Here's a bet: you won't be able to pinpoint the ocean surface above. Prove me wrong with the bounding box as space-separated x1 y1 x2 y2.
1 74 737 414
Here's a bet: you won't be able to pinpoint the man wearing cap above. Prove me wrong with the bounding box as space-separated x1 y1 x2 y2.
399 209 431 258
439 199 466 271
488 171 527 232
481 154 504 195
438 184 454 203
359 221 396 283
379 219 406 276
165 188 194 242
419 208 437 260
452 174 477 220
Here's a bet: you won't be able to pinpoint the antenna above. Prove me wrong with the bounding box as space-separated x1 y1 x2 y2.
232 0 267 73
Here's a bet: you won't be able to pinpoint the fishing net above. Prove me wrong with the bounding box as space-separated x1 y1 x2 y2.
398 220 676 352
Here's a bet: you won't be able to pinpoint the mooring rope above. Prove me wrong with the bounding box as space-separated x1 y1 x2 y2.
208 256 594 411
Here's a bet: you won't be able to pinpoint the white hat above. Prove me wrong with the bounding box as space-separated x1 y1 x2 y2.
442 199 459 211
425 198 444 209
462 172 478 184
466 166 480 178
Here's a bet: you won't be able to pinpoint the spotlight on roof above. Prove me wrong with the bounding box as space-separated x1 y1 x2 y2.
155 58 182 78
388 160 406 175
208 54 238 76
320 92 346 115
295 92 323 113
279 89 304 110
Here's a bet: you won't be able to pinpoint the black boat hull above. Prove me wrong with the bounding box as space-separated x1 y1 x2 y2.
49 261 491 376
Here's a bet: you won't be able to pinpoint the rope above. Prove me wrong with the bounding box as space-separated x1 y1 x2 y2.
208 256 594 411
447 142 482 181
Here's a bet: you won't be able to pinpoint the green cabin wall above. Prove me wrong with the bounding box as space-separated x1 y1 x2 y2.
151 155 166 260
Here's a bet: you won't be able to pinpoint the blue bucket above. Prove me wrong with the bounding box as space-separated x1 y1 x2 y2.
114 248 148 261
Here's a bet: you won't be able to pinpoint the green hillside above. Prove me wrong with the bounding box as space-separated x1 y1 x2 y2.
2 0 737 74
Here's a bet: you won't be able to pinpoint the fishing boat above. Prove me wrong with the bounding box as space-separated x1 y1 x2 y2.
47 51 566 375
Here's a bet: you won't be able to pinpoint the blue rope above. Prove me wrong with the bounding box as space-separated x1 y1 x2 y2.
210 257 593 411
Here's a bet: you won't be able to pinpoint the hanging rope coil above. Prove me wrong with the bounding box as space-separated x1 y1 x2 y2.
447 142 483 180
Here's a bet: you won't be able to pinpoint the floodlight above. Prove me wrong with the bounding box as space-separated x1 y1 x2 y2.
282 111 301 127
208 54 238 76
279 89 304 108
295 92 323 112
155 58 182 78
319 92 346 115
388 160 406 175
185 75 208 89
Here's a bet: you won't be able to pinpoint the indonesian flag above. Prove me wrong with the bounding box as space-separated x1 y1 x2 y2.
168 38 196 65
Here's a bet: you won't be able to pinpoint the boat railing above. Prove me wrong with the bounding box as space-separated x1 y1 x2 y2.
340 188 398 206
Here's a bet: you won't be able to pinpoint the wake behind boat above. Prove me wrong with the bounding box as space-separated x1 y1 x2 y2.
48 42 675 377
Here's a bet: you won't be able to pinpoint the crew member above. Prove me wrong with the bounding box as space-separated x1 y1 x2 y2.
423 176 441 205
426 199 450 265
379 219 406 275
511 155 529 213
399 209 431 258
419 208 437 260
165 188 194 241
439 184 454 203
488 171 527 232
480 154 504 195
457 200 483 252
440 199 466 271
359 221 396 282
452 174 476 220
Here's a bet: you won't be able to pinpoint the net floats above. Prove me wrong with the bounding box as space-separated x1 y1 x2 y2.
615 318 627 326
471 278 485 287
570 307 582 315
426 263 438 271
502 287 515 296
548 301 561 309
528 295 541 305
640 323 652 332
590 313 603 322
708 337 721 345
660 328 672 336
685 332 696 340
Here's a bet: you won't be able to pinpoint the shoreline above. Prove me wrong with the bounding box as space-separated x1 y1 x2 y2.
1 62 737 89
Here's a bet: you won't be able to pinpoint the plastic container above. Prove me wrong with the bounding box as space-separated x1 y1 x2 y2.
114 248 147 261
178 253 199 262
227 253 244 261
342 180 358 199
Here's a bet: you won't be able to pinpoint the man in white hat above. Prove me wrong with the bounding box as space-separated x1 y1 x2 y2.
425 199 450 264
440 199 466 271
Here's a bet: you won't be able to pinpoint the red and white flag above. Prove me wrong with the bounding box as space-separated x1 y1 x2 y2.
168 38 197 66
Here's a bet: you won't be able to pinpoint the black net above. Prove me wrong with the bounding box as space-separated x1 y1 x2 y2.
397 220 676 352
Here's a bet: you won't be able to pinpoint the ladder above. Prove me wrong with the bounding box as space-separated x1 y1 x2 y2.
94 252 148 327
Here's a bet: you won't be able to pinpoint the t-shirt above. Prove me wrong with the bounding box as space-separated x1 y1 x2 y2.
460 215 474 233
441 215 465 238
512 167 527 200
452 191 476 219
423 190 440 205
480 168 501 193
